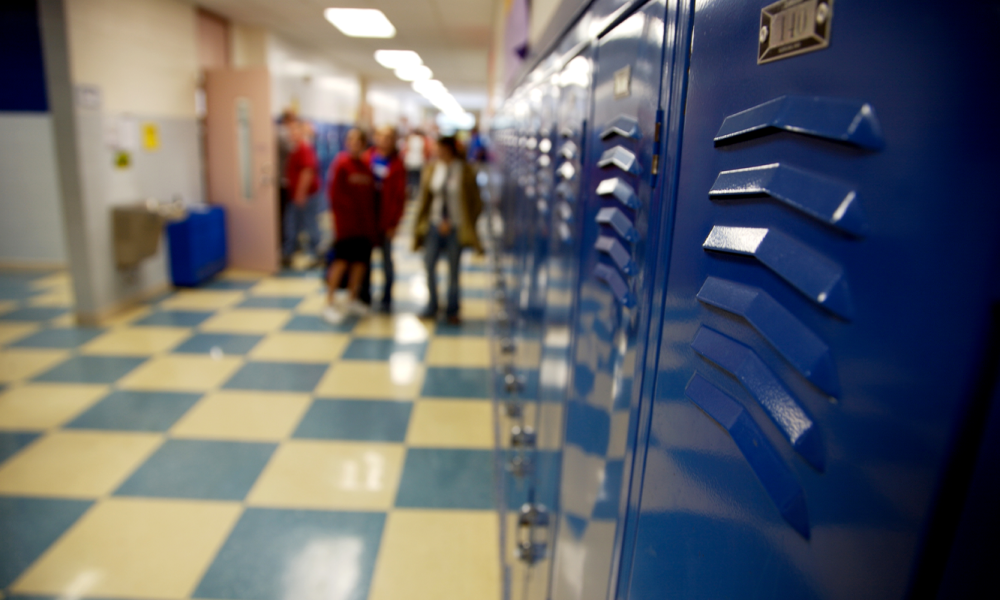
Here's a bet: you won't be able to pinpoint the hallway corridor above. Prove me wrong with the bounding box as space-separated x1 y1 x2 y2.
0 204 501 600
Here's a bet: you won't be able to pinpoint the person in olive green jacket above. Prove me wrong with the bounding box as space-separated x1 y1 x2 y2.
412 135 483 324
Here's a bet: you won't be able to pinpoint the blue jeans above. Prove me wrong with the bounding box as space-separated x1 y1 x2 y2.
378 235 395 306
282 192 322 258
424 227 461 316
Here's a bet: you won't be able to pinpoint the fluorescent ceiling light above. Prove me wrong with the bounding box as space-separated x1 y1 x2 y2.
413 79 446 96
374 50 421 69
324 8 396 38
395 65 432 81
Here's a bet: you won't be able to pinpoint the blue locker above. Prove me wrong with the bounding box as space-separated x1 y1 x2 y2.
621 1 1000 598
549 2 670 599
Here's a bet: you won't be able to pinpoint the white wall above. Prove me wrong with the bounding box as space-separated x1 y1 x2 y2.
66 0 198 118
0 114 68 264
267 34 360 124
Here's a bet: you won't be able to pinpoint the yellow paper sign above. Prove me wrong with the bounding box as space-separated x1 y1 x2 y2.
142 123 159 151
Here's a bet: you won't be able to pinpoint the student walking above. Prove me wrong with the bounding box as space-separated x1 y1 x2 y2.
364 125 407 312
413 135 483 325
324 128 377 324
282 118 322 266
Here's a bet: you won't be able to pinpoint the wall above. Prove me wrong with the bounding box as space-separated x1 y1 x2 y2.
42 0 203 320
0 0 67 266
0 115 67 263
267 34 360 124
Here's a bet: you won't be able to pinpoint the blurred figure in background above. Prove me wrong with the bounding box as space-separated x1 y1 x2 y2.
276 109 296 253
282 118 322 267
466 125 489 165
413 135 483 325
363 125 407 312
403 128 430 198
324 128 377 324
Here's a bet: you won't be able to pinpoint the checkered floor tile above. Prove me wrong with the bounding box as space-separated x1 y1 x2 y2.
0 204 501 599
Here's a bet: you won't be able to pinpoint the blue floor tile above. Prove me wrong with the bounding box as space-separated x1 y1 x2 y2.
8 328 105 349
172 333 263 355
0 286 38 301
341 338 427 361
0 496 93 588
294 399 412 442
194 508 385 600
65 391 201 432
461 288 490 298
434 319 488 337
34 355 146 384
421 367 491 398
276 269 323 279
223 362 329 393
284 314 357 333
0 307 67 322
238 296 303 309
202 279 258 290
395 448 494 509
0 431 40 464
115 439 275 501
133 310 214 327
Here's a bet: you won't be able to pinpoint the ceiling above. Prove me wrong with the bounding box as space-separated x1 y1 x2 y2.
194 0 496 92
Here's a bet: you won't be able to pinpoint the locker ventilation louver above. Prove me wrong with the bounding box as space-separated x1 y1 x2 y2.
690 95 884 538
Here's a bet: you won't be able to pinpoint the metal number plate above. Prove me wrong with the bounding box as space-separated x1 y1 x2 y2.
758 0 833 64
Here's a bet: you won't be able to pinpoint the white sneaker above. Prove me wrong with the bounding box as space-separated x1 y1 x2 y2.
322 305 345 324
346 300 370 317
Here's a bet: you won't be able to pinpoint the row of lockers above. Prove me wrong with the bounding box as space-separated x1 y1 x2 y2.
486 0 1000 598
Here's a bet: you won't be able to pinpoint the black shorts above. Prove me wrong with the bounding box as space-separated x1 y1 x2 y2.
332 237 373 264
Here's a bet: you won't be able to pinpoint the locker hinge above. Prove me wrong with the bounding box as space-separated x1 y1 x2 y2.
652 108 664 176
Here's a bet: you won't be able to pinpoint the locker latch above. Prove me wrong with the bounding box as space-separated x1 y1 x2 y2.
516 504 550 565
510 425 537 448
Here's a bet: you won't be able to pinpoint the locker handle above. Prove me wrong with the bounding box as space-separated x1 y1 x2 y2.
595 236 637 276
596 207 639 243
691 326 825 472
709 163 868 237
594 264 635 307
714 95 885 150
596 177 640 210
597 145 640 175
685 373 810 539
600 115 640 140
703 226 854 320
697 277 839 396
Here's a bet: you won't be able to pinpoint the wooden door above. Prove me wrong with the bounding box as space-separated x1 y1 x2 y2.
204 68 278 272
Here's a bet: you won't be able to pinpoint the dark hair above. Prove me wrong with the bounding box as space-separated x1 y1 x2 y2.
348 127 369 147
437 135 459 158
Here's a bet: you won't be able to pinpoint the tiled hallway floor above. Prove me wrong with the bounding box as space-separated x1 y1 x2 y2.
0 212 501 599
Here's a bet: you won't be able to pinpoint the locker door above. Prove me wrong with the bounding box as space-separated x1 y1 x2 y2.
624 1 1000 598
550 2 669 599
498 74 567 600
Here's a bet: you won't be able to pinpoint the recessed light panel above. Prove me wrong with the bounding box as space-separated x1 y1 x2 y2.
374 50 422 69
395 65 433 81
324 8 396 38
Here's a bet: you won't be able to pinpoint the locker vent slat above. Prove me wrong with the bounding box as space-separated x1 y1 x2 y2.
691 326 825 472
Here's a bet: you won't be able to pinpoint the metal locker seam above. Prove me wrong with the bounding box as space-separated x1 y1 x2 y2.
614 0 697 597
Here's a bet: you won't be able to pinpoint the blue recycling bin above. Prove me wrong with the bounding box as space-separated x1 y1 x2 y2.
166 205 227 287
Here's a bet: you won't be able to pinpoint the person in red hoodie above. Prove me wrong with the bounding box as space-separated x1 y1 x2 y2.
363 125 407 312
324 128 377 324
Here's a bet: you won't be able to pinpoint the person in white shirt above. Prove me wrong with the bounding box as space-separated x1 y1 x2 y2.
403 129 429 197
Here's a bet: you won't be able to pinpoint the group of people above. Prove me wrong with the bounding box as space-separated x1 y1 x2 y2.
279 116 483 326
